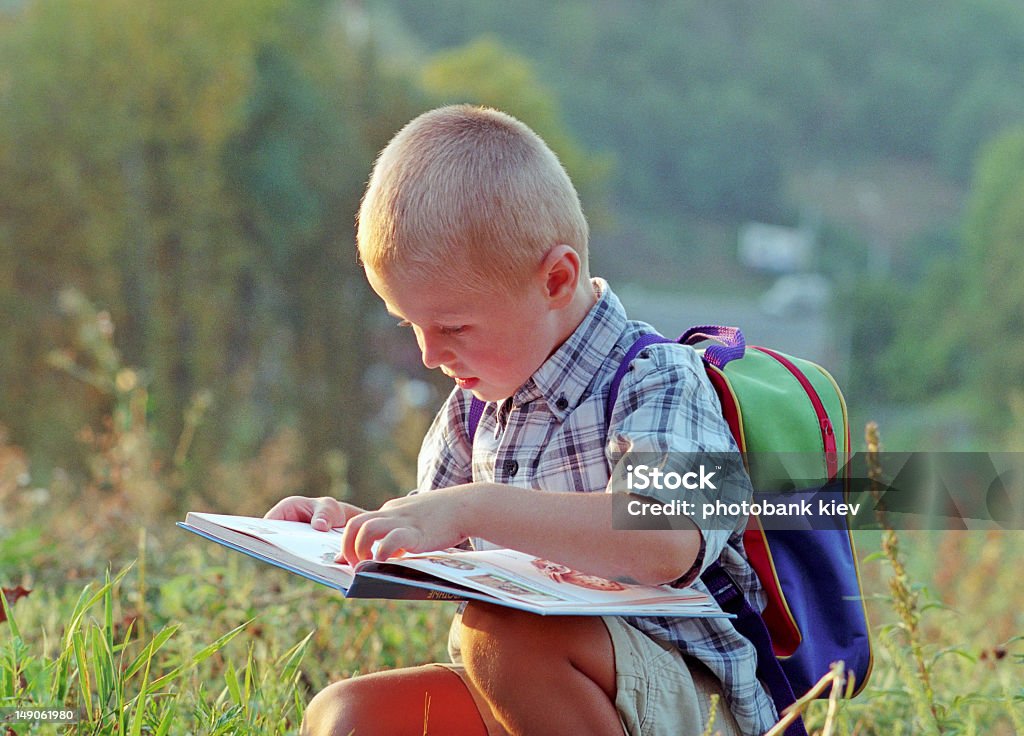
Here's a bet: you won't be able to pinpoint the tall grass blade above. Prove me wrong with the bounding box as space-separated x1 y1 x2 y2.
122 625 180 681
0 589 21 641
279 630 315 684
146 620 250 693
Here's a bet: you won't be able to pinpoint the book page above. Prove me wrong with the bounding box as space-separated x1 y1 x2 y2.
378 548 713 610
184 513 355 584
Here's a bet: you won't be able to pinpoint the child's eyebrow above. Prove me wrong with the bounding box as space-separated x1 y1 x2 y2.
384 306 467 323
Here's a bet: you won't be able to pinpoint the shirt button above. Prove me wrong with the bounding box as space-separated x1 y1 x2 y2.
555 395 569 411
503 459 519 477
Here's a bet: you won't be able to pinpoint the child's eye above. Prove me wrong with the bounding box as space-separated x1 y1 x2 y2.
439 325 466 336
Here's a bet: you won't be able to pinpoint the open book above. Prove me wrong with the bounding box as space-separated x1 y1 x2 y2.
179 512 727 618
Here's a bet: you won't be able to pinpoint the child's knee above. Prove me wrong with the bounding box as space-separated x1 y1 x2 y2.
459 603 617 697
301 679 373 736
461 602 539 646
460 603 533 670
459 602 574 674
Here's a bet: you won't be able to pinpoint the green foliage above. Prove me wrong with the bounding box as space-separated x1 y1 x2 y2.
836 276 913 406
958 127 1024 437
0 539 453 733
0 0 284 454
1 565 255 734
0 0 428 501
419 36 613 228
937 69 1024 182
870 127 1024 443
2 0 1021 489
380 0 1024 223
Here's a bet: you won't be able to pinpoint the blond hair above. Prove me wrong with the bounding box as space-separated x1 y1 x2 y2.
357 105 589 293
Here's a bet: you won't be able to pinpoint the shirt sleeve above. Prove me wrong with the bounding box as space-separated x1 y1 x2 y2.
605 342 752 579
416 386 476 492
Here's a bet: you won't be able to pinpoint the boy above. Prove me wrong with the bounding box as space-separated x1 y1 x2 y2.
266 105 777 735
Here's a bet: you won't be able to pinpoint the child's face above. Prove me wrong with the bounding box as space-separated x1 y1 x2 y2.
366 264 560 402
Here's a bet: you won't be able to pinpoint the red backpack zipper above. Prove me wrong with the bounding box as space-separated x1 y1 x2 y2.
752 346 838 481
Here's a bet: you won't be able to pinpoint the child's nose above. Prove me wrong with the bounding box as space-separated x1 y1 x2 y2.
417 330 451 370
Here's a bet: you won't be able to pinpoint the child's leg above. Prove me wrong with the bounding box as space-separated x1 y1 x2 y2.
458 602 624 736
301 665 488 736
301 602 624 736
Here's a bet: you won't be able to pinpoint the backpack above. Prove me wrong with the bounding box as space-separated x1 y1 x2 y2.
607 325 873 735
466 324 873 735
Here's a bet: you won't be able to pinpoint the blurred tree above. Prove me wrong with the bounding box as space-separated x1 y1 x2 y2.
936 69 1024 182
0 0 425 502
223 10 425 496
876 125 1024 429
419 35 612 229
878 256 967 403
958 126 1024 434
0 0 278 472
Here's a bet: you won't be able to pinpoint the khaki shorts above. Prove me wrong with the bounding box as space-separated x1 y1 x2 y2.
439 612 741 736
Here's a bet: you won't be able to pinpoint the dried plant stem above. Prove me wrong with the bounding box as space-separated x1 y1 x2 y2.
820 661 845 736
700 693 720 736
764 662 847 736
865 422 943 734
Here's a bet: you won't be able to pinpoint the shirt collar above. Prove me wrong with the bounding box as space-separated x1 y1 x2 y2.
510 278 627 421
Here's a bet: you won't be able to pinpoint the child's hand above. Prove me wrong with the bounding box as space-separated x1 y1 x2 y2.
264 496 365 532
338 489 469 564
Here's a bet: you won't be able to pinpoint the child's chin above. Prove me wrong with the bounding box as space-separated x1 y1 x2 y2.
467 384 512 403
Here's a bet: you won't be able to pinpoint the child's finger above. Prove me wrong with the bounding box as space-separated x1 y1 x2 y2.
264 495 312 522
311 497 347 531
337 512 367 563
339 511 389 563
373 528 413 561
351 516 396 562
310 505 333 531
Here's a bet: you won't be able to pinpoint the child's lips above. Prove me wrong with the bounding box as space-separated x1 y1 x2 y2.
446 371 478 389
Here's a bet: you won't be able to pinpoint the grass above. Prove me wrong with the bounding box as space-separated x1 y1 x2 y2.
2 297 1022 734
1 535 455 734
3 487 1021 735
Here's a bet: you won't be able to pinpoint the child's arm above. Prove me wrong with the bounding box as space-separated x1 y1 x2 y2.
338 484 700 587
339 346 743 587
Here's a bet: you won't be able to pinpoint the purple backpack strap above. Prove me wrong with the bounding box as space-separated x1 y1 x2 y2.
704 563 808 736
679 324 746 369
605 333 674 422
605 326 746 420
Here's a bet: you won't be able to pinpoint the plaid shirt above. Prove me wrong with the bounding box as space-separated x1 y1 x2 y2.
417 279 777 734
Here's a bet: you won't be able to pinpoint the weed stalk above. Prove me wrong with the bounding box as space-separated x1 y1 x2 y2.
865 421 943 734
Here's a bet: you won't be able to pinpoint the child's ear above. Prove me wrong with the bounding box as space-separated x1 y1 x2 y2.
538 244 581 306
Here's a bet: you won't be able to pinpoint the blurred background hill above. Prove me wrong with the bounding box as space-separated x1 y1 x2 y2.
1 0 1022 511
